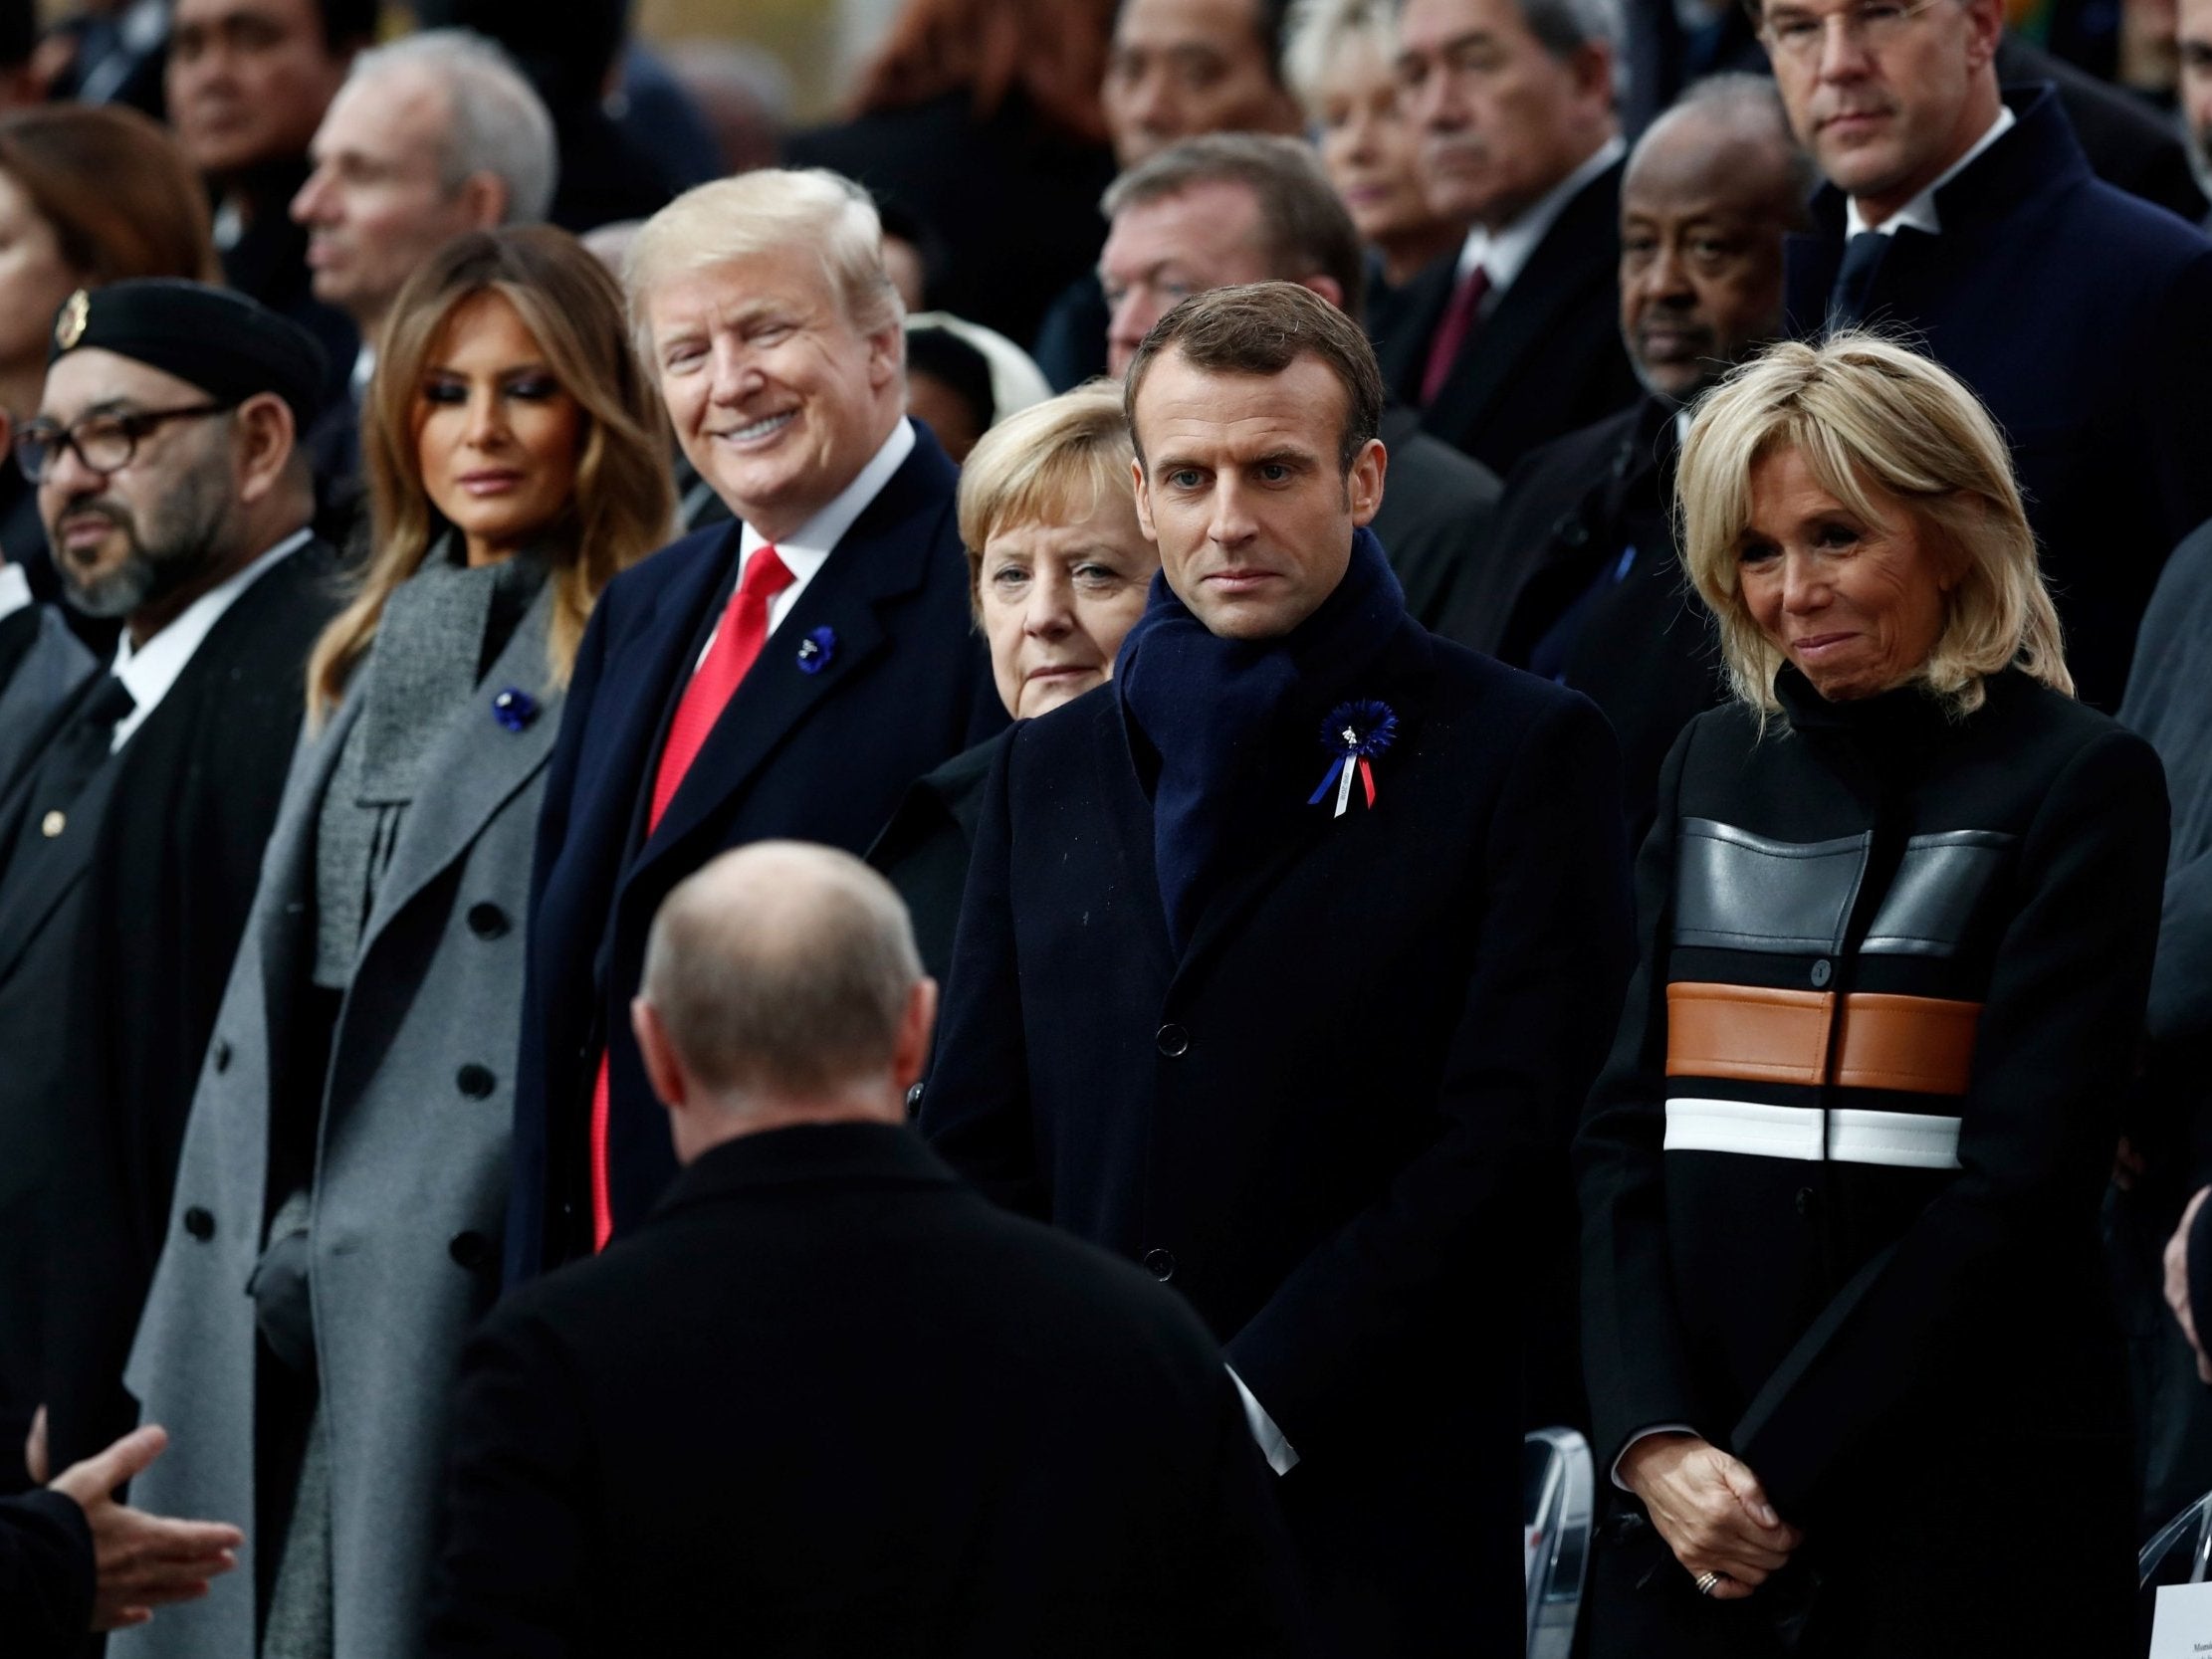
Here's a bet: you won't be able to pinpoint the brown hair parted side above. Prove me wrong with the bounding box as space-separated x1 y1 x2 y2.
1123 280 1383 475
0 104 218 287
307 226 675 720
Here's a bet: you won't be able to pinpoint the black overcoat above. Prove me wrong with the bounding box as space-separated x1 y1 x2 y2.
921 616 1635 1654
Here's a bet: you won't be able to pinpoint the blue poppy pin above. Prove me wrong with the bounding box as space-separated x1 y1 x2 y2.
795 626 837 676
491 688 538 732
1308 700 1398 817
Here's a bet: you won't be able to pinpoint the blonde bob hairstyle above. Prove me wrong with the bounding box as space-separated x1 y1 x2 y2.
1676 331 2070 721
307 226 674 721
955 381 1139 622
621 168 904 367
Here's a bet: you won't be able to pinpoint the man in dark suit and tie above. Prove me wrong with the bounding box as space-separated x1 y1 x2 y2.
511 168 1002 1279
921 282 1635 1655
1765 0 2212 709
438 841 1310 1657
1378 0 1639 476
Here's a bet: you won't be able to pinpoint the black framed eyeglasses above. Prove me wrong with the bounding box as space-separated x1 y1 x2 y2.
14 402 237 484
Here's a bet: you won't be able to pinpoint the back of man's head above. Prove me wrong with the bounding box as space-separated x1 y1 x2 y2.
637 844 929 1149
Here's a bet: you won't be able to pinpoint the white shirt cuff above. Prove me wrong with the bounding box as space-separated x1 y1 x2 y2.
1611 1423 1698 1491
1225 1365 1300 1476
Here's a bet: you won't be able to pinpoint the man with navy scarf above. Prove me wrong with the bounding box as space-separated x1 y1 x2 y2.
921 282 1635 1654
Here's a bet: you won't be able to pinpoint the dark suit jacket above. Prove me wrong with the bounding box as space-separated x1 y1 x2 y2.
1786 85 2212 710
433 1123 1311 1659
0 1488 91 1656
921 619 1635 1654
1446 397 1727 843
867 731 1000 989
1372 405 1503 630
510 423 1004 1277
1374 156 1638 478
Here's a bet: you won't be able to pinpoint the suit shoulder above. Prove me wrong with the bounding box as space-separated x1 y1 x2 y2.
1423 631 1606 726
2070 174 2212 271
600 522 733 610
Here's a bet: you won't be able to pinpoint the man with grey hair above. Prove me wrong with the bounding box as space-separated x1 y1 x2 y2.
434 842 1309 1655
1445 74 1810 840
1378 0 1639 474
510 169 1001 1280
1097 131 1502 627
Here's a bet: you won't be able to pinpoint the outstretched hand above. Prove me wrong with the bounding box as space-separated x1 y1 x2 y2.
1619 1432 1802 1600
50 1424 244 1632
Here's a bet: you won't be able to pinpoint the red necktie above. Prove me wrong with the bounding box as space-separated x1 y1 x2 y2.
1420 264 1490 409
588 543 794 1249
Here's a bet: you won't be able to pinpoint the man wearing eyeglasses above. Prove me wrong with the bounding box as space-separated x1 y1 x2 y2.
0 278 342 1495
1762 0 2212 713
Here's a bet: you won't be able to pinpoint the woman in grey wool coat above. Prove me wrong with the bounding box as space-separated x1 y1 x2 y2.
114 226 674 1659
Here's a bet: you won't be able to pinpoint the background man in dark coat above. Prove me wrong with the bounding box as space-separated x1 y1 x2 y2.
438 842 1310 1657
1447 74 1812 840
1095 132 1501 628
0 278 338 1487
1380 0 1638 476
1766 0 2212 709
511 169 1001 1279
921 283 1634 1655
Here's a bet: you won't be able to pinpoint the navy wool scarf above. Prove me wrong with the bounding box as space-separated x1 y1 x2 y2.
1117 525 1405 953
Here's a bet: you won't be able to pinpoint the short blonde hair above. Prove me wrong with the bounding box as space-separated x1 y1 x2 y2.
622 167 904 362
1676 332 2070 720
956 381 1138 620
1281 0 1398 109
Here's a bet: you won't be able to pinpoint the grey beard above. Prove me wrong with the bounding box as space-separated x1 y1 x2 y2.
60 543 157 618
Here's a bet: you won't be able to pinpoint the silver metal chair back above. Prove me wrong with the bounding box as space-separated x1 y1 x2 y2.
1523 1426 1594 1659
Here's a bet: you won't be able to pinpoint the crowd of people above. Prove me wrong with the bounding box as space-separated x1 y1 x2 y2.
0 0 2208 1654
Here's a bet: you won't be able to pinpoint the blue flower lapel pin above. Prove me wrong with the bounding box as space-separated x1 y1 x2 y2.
1308 699 1398 818
795 625 837 676
491 688 539 732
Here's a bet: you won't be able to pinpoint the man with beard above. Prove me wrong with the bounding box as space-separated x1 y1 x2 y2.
1443 75 1812 842
0 279 338 1491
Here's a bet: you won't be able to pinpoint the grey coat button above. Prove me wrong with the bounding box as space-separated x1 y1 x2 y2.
1142 1248 1176 1280
1156 1024 1190 1057
457 1064 496 1099
1795 1186 1815 1216
183 1207 215 1241
212 1039 233 1073
1810 959 1833 988
466 902 511 939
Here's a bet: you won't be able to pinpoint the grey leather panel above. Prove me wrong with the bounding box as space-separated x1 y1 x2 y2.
1672 818 1870 954
1861 830 2016 956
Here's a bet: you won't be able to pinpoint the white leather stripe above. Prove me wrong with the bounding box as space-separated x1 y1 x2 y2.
1663 1099 1962 1169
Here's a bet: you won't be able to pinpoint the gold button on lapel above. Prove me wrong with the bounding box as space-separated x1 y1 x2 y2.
40 810 64 838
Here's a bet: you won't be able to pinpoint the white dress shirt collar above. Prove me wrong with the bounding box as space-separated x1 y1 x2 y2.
1845 104 2016 239
111 525 312 750
736 417 916 638
0 561 30 624
1455 134 1629 297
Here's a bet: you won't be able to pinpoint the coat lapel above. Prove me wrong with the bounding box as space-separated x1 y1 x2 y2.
1094 694 1176 981
0 756 121 982
250 695 359 1046
356 583 561 955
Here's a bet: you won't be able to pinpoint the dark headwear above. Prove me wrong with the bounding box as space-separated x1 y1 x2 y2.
48 279 331 426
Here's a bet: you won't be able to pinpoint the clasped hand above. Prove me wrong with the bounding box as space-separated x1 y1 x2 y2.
1619 1432 1802 1600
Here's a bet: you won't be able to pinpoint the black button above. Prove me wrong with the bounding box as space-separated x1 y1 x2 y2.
1156 1024 1190 1058
212 1039 233 1073
1810 959 1833 988
466 902 510 939
183 1206 215 1241
457 1064 497 1099
1142 1248 1176 1280
1795 1186 1815 1216
449 1231 491 1270
904 1081 924 1113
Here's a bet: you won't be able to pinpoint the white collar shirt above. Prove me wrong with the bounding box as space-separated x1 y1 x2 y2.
110 526 312 750
1845 104 2016 239
1454 134 1628 312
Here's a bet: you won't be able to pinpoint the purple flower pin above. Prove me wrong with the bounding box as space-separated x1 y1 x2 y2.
491 688 538 732
795 625 837 675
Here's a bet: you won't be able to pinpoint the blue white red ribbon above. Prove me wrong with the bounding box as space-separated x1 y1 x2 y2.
1308 699 1398 818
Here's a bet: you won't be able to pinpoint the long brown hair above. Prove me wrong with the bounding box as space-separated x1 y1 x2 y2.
845 0 1115 142
0 103 218 284
307 226 674 720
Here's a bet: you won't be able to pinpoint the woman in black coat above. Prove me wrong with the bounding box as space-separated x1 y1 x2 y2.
1576 334 2167 1658
869 383 1156 982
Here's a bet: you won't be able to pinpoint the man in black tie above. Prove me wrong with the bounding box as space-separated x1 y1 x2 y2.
1377 0 1639 475
1763 0 2212 708
0 280 341 1487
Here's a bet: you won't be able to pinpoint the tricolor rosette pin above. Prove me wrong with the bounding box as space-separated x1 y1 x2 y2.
1308 700 1398 818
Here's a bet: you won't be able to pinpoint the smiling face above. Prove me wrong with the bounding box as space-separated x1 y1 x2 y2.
645 247 904 543
414 290 582 567
1101 181 1274 379
1737 443 1956 700
1130 347 1384 639
978 494 1158 719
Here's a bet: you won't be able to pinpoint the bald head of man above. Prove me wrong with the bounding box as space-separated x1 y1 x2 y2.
631 842 938 1162
1618 75 1815 404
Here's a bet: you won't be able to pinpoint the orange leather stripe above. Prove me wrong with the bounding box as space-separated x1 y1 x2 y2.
1664 983 1981 1096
